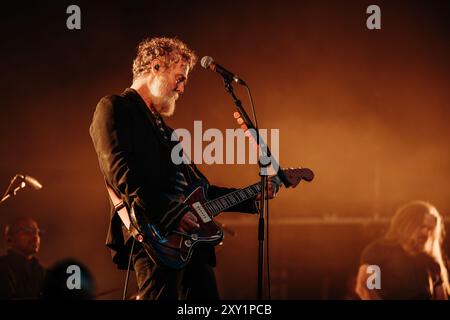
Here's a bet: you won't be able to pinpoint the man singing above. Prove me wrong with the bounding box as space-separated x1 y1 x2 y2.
89 37 277 300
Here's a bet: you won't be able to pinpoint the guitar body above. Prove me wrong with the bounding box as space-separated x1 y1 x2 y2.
125 167 314 270
130 180 223 270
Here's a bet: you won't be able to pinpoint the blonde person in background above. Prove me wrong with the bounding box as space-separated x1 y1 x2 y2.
356 201 449 300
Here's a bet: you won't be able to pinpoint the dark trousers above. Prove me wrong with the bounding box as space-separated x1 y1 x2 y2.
132 246 219 300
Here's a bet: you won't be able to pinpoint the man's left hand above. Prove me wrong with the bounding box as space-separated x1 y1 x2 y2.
256 180 280 200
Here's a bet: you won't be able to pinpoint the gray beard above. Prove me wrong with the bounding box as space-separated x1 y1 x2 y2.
150 78 177 117
156 96 176 117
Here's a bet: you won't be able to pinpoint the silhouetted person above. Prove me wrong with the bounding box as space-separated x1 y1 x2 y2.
356 201 449 300
0 217 46 299
42 258 95 300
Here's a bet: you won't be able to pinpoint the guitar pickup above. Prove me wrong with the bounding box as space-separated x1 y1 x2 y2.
192 202 212 223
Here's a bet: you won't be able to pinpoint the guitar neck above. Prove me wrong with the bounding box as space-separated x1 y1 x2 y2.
203 182 262 217
201 167 312 217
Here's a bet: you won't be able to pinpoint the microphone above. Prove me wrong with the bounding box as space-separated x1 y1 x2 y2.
17 174 43 190
200 56 246 85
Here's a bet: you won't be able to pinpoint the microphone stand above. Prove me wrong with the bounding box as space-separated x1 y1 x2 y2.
222 79 291 300
0 175 26 206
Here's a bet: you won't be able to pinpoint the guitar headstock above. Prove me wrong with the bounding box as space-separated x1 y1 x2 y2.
277 167 314 188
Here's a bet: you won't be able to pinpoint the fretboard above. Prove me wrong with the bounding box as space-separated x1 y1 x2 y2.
203 183 262 216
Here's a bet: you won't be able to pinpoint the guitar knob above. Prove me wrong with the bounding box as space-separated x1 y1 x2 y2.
184 240 192 247
191 234 198 241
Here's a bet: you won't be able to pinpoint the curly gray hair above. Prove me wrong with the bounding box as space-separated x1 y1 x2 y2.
132 37 197 80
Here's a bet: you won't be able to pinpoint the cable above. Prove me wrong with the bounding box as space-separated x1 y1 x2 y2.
266 181 271 299
244 84 259 143
123 237 136 300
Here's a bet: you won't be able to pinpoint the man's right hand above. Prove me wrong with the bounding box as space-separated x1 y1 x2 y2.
177 211 200 233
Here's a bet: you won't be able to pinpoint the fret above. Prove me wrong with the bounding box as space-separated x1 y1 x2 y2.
213 203 220 215
250 184 260 195
205 182 265 217
212 201 220 213
228 194 238 205
220 198 227 208
204 200 219 215
205 203 213 213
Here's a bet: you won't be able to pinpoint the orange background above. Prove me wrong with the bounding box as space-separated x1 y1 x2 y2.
0 0 449 298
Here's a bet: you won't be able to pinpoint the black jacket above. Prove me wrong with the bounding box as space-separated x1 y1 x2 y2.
89 88 257 269
0 251 46 299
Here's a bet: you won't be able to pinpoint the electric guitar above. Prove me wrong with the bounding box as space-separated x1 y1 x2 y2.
113 167 314 269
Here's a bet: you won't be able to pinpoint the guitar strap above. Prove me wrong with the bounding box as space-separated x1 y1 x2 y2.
103 180 137 300
104 179 131 230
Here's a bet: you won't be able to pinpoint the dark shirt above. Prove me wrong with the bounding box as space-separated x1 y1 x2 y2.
0 250 46 299
360 239 442 299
